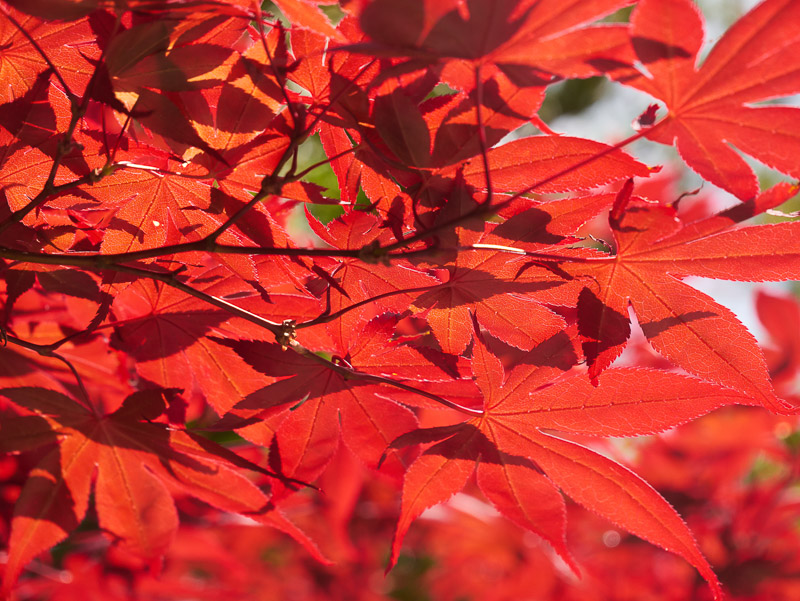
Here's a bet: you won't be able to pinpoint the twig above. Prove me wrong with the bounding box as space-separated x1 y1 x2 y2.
288 340 484 416
3 333 95 414
474 64 493 208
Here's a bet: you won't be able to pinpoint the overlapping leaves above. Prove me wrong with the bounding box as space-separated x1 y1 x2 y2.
0 387 311 596
0 0 799 599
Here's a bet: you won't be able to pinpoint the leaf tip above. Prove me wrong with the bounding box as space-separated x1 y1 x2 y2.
609 178 635 228
633 103 660 130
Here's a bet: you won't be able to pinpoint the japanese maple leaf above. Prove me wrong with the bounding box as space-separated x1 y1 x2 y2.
617 0 800 199
68 165 218 254
389 327 760 599
357 0 635 83
0 5 100 102
109 272 274 416
220 314 463 491
757 291 800 393
272 0 344 41
571 182 800 413
410 224 566 356
0 387 305 596
365 84 651 197
407 190 623 355
306 210 439 344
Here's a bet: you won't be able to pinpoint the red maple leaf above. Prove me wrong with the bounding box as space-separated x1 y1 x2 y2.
387 326 759 599
2 0 800 597
357 0 634 84
219 313 465 491
616 0 800 199
0 387 310 596
570 182 800 413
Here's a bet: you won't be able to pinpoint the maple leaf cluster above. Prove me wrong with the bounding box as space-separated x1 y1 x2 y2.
0 0 799 599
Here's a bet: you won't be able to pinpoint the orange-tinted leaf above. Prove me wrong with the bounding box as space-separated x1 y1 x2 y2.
110 278 268 415
271 0 344 41
0 7 99 101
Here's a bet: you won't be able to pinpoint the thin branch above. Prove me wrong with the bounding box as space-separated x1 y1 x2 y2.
106 264 284 336
375 121 666 255
0 236 604 270
91 263 481 415
0 107 91 234
288 340 484 417
473 64 493 207
3 332 95 414
296 284 442 329
0 249 491 415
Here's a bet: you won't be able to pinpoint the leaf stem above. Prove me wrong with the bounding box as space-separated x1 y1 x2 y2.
474 64 493 208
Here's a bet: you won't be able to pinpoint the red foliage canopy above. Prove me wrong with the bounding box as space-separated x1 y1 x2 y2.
1 0 799 599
